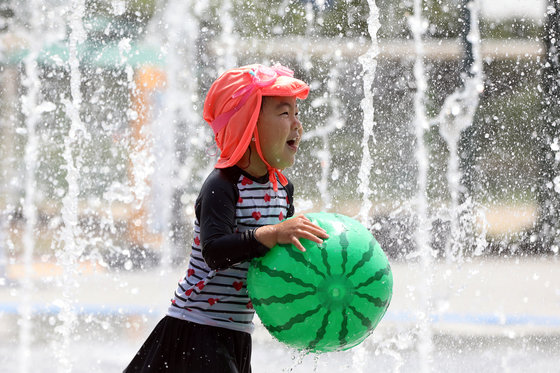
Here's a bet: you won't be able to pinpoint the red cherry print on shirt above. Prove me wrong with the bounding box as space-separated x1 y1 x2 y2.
185 289 193 296
286 196 289 204
241 177 253 186
246 301 253 309
264 193 271 202
238 196 243 203
233 281 243 291
194 236 200 246
252 211 261 221
187 269 195 277
279 211 284 221
171 299 176 305
196 281 205 290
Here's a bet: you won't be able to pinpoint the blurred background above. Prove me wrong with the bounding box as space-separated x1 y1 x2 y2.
0 0 559 372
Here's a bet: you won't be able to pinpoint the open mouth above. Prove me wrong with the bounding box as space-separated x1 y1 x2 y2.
286 138 299 150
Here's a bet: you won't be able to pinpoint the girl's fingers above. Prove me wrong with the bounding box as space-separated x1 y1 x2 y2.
275 215 330 251
296 217 327 235
291 237 306 252
298 230 324 244
303 222 329 239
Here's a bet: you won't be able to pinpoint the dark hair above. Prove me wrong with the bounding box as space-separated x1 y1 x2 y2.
260 96 269 112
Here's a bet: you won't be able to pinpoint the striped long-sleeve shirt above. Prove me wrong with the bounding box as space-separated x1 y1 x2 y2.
167 167 294 333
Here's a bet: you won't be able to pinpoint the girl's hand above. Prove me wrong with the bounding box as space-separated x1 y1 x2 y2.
255 214 329 252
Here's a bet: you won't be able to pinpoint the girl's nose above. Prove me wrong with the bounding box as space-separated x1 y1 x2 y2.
292 116 302 130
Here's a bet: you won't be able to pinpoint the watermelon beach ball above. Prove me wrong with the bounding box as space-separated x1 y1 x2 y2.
247 212 393 353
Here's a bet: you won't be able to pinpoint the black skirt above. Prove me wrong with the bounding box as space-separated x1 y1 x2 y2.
124 316 252 373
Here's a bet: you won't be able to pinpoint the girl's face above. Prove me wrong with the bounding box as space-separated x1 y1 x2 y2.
256 96 302 170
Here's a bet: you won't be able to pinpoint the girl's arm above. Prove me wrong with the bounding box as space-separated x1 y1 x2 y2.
198 169 327 270
197 170 269 270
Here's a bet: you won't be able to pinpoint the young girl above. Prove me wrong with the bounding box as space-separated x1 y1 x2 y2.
124 64 328 372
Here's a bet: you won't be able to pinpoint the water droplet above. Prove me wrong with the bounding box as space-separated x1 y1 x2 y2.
124 260 133 271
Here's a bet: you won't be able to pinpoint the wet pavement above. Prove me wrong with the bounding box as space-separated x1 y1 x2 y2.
1 255 559 372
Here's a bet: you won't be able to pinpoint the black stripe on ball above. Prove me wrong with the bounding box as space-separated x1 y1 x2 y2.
267 305 323 333
308 310 330 350
252 290 315 306
253 261 315 289
284 246 326 279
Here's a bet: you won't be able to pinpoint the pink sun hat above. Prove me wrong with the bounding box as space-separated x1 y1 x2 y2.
203 64 309 190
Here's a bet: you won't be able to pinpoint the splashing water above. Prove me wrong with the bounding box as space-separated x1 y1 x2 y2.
408 1 487 370
408 0 435 370
54 1 88 371
358 0 381 226
155 0 197 269
355 1 382 370
433 0 486 262
18 0 43 370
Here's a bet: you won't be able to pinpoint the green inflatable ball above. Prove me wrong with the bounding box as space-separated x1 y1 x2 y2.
247 212 393 353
